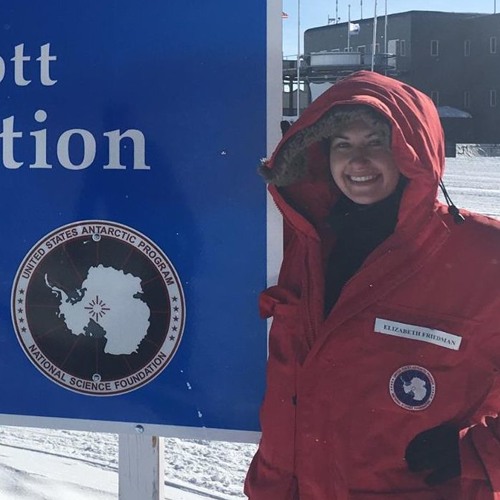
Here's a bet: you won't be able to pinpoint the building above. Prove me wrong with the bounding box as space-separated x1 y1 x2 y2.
288 11 500 148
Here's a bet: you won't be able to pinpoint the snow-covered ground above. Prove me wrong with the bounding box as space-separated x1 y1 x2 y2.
0 158 498 500
0 426 256 499
440 157 500 218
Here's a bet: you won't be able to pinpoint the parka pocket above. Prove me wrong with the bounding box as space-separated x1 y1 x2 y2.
354 303 491 427
258 286 302 472
259 285 301 319
259 286 304 365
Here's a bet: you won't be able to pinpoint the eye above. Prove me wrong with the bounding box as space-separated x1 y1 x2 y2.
331 141 350 151
368 138 383 147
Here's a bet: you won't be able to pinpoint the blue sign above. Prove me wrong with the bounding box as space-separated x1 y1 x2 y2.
0 1 271 437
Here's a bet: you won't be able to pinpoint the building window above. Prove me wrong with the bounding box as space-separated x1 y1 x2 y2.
389 39 407 56
430 40 439 56
490 36 497 54
490 89 497 107
357 45 366 54
464 39 471 56
430 91 440 106
464 90 471 109
400 40 406 56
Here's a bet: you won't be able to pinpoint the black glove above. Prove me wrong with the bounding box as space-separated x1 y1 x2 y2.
405 423 461 486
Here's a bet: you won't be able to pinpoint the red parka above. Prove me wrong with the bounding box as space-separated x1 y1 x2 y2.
245 71 500 499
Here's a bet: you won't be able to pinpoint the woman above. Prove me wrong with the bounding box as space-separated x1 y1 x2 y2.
245 71 500 499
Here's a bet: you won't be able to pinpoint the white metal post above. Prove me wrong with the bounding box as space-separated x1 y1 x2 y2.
371 0 378 71
267 0 283 292
384 0 388 54
119 432 164 500
347 4 351 51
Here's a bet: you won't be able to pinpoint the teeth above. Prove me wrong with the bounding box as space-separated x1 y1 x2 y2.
349 175 377 182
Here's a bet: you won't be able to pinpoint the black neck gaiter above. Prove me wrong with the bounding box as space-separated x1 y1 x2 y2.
324 177 407 314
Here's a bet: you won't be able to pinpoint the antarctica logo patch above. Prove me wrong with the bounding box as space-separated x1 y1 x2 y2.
11 220 185 396
389 365 436 411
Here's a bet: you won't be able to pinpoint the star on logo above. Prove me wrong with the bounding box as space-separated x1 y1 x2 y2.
169 335 175 341
84 295 111 322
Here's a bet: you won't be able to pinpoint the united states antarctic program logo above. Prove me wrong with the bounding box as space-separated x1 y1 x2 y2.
389 365 436 411
11 220 185 396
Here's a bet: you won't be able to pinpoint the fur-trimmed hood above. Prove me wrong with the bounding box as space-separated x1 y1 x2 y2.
264 71 445 233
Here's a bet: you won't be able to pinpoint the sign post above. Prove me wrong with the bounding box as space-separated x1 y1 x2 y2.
119 433 164 500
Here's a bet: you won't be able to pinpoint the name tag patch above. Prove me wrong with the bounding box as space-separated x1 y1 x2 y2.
374 318 462 351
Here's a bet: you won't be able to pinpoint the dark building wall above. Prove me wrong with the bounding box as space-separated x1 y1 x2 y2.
385 15 413 73
303 11 499 145
462 14 500 142
408 13 473 102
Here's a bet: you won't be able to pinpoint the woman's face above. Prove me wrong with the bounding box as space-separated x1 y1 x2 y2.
329 118 400 204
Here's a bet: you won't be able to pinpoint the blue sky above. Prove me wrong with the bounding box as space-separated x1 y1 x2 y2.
282 0 497 56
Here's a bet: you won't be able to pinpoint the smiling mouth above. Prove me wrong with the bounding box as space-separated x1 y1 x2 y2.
347 174 380 183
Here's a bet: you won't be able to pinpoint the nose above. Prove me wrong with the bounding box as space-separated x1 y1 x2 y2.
349 146 370 165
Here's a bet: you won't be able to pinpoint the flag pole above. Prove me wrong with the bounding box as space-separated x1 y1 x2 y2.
361 0 363 19
296 0 301 118
384 0 388 54
347 4 351 51
371 0 378 71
